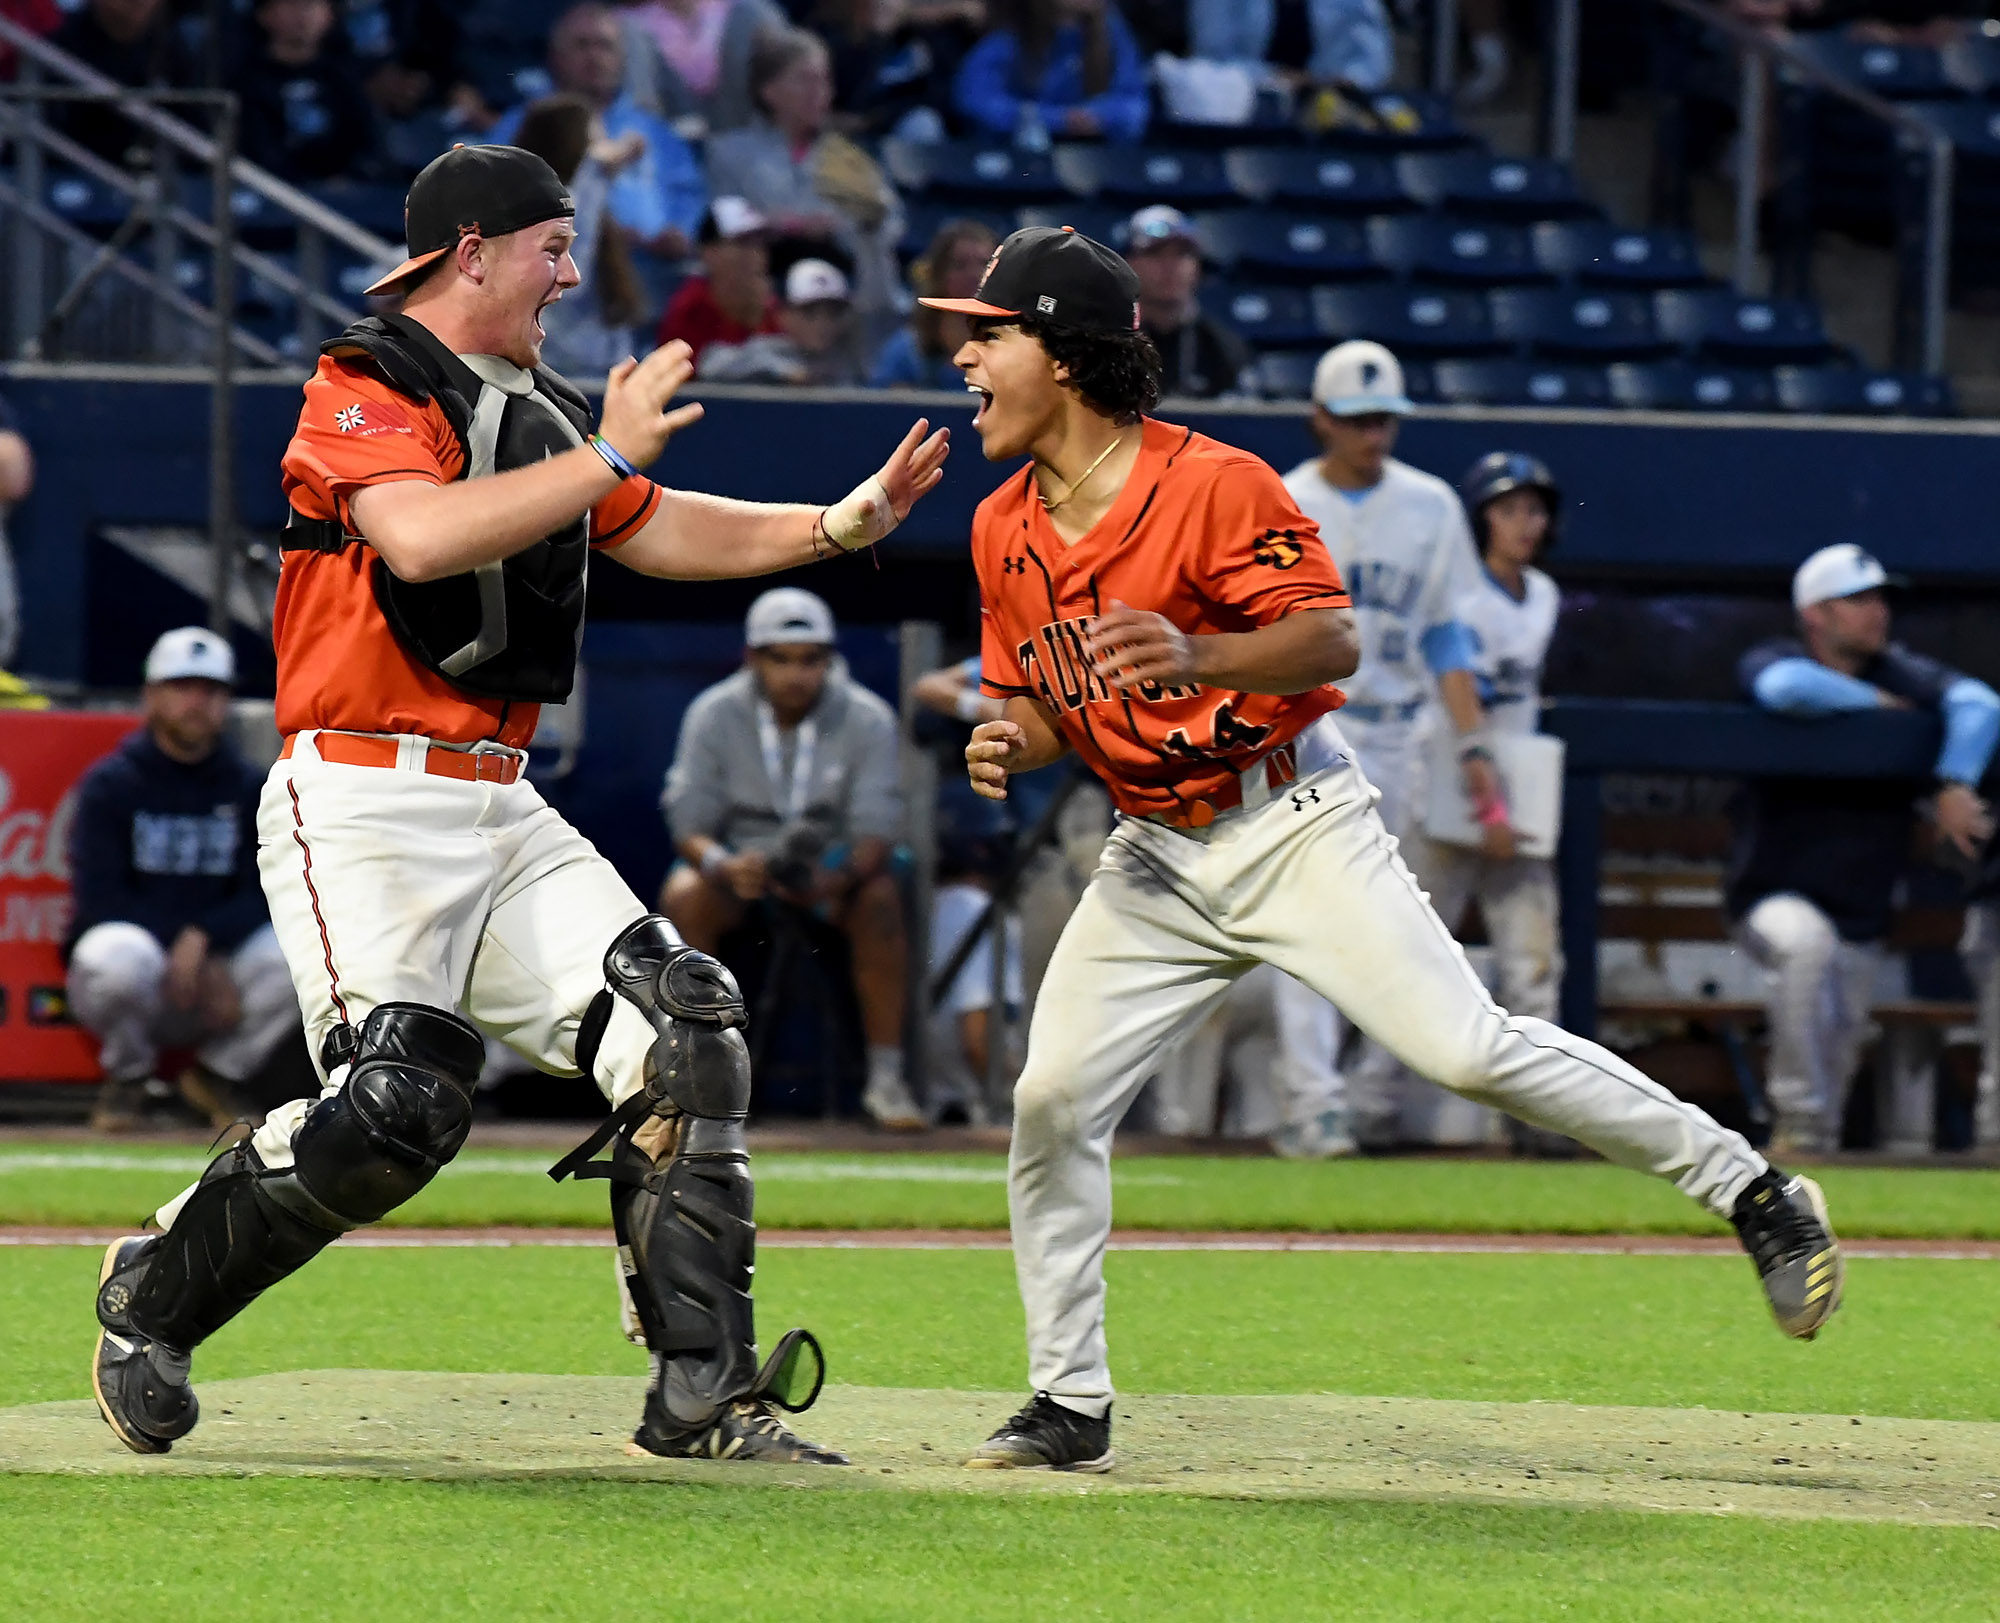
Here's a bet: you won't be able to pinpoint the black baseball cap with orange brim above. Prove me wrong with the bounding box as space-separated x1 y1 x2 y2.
919 225 1141 335
364 144 576 297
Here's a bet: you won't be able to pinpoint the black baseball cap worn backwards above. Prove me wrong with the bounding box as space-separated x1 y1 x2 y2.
920 225 1140 334
365 144 576 297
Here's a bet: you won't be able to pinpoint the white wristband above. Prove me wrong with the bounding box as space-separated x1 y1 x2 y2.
821 474 894 551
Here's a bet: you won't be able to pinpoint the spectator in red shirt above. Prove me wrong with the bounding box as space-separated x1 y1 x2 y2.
0 0 63 78
655 194 781 359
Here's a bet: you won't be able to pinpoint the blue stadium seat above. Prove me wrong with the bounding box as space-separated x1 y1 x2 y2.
1397 152 1596 220
1013 202 1126 249
1908 99 2000 157
897 200 1017 260
1607 361 1779 412
1312 283 1500 356
1531 221 1708 289
1490 288 1671 360
883 139 1066 202
306 182 405 241
1773 366 1955 417
1430 358 1611 408
1195 211 1377 283
1252 349 1322 400
1221 148 1415 214
1053 145 1236 205
1202 283 1323 347
1787 34 1960 99
44 172 132 227
1321 90 1472 151
1368 216 1542 286
1654 289 1834 362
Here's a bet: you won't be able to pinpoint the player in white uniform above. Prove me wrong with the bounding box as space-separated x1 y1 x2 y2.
1273 341 1506 1149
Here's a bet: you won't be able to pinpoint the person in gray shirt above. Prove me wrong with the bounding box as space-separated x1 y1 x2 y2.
661 586 919 1126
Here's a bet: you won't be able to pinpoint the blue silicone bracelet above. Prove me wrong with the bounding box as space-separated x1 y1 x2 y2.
588 434 637 479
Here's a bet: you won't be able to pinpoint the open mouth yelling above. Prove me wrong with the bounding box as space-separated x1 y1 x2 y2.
967 383 993 427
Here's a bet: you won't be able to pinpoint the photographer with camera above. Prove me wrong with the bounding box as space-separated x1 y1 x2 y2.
660 588 918 1127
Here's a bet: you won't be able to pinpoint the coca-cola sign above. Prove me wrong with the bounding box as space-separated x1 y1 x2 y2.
0 711 142 1081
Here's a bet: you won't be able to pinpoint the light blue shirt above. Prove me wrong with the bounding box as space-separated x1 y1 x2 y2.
484 94 706 243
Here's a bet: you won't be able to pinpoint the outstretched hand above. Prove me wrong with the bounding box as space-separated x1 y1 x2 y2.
598 341 707 471
822 418 952 551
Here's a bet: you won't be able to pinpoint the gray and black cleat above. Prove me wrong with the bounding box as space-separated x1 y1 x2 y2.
1731 1169 1844 1340
92 1236 199 1454
966 1392 1113 1472
629 1396 849 1463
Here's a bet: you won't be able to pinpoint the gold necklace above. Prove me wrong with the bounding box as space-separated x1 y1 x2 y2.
1039 431 1129 514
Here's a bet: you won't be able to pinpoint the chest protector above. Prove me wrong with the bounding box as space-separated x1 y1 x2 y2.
284 313 598 704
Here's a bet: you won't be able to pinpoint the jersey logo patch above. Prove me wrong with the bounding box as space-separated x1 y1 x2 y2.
1001 556 1027 574
1251 528 1305 570
330 398 412 438
334 405 365 432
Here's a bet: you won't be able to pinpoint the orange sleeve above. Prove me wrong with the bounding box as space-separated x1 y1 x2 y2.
590 475 663 549
1196 457 1351 627
281 360 455 528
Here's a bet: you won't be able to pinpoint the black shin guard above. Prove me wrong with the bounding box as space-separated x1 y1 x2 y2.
127 1003 484 1352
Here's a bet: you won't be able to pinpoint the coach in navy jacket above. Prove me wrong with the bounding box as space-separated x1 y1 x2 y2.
1728 544 2000 1156
65 628 300 1131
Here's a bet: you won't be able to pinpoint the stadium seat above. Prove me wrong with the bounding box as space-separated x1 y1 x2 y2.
1786 33 1960 99
44 172 136 227
1312 283 1500 356
1773 365 1955 417
1490 288 1671 360
1654 289 1834 362
1252 349 1322 399
306 182 404 241
1318 90 1472 151
1367 216 1542 286
1531 221 1708 289
1397 152 1596 220
1013 202 1126 248
883 139 1066 202
1430 358 1612 408
1221 148 1415 214
1195 211 1377 283
1607 361 1780 412
1201 283 1323 347
897 199 1017 260
1053 145 1236 206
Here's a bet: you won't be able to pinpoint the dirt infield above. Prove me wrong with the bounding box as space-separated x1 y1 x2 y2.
5 1371 1999 1527
6 1226 2000 1258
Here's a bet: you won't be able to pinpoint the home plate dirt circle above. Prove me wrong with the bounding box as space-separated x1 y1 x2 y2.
4 1371 1998 1526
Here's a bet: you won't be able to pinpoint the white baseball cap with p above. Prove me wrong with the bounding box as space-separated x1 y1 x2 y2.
1792 543 1890 611
1313 339 1415 416
144 626 236 686
746 587 836 649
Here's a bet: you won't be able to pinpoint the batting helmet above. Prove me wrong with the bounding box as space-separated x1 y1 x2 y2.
1459 450 1561 552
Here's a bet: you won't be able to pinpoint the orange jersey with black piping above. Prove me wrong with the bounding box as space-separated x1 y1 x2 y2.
975 418 1350 821
275 354 660 748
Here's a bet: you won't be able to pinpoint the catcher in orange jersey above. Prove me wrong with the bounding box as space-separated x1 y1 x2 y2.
930 226 1843 1473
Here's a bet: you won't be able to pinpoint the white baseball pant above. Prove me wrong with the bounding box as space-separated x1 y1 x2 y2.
154 729 666 1228
67 920 299 1085
1734 892 1881 1154
1009 753 1768 1414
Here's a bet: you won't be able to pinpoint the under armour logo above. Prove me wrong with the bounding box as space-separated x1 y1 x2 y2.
1290 787 1321 811
1001 556 1027 574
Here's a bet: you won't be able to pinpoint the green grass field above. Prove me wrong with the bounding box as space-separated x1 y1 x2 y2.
5 1148 1999 1618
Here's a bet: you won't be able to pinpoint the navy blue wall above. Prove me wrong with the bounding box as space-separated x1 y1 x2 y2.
6 373 2000 682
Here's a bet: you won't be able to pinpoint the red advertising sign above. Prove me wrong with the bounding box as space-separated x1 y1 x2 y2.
0 710 143 1082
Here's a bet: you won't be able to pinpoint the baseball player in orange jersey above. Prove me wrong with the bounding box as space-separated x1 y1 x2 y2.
929 227 1845 1472
89 145 950 1466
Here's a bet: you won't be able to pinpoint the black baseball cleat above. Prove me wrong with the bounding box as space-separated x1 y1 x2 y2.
92 1236 199 1454
629 1396 849 1464
966 1392 1113 1471
1731 1169 1844 1340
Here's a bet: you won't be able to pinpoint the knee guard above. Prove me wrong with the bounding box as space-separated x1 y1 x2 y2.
552 916 824 1433
127 1003 483 1352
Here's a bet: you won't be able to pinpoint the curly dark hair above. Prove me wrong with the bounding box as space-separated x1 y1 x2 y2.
1015 317 1163 421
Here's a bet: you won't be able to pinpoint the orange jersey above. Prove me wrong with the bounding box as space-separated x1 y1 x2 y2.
975 418 1350 820
276 354 661 747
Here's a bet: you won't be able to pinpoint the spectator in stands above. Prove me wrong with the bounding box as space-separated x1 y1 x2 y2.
1731 543 2000 1155
1962 836 2000 1148
0 390 30 673
0 0 63 80
656 194 782 358
1186 0 1392 94
619 0 787 135
51 0 200 167
1126 206 1249 400
1727 0 1984 46
348 0 457 147
506 95 650 374
660 588 920 1128
954 0 1149 145
869 217 999 389
813 0 987 141
705 26 907 343
486 3 707 260
228 0 380 184
65 628 300 1134
700 255 865 382
443 0 574 130
927 790 1024 1124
